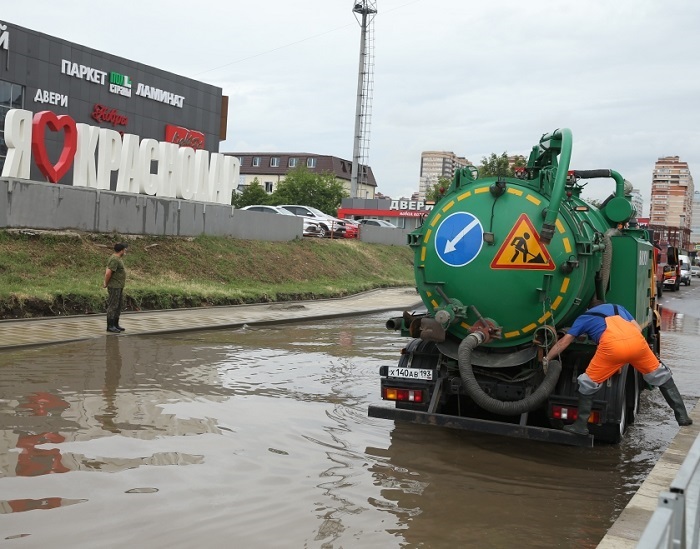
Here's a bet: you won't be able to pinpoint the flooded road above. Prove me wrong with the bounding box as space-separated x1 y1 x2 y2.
1 289 698 548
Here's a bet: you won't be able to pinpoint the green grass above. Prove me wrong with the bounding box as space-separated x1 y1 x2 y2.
0 230 415 318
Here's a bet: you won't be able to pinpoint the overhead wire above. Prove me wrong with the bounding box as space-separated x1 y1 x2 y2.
192 0 425 78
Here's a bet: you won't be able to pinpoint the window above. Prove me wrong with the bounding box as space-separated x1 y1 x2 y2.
270 157 280 168
265 181 273 193
307 157 317 168
252 156 261 167
288 157 297 168
0 80 25 173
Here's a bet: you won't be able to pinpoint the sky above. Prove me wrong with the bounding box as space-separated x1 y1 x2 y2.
4 0 700 215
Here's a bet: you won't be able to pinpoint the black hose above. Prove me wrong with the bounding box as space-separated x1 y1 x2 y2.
457 334 562 415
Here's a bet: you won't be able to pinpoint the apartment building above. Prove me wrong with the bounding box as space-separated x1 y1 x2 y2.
649 156 694 249
226 153 376 199
418 151 470 199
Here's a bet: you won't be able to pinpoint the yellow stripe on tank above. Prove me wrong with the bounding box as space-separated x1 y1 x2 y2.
441 200 455 212
431 299 439 308
430 213 442 227
460 322 471 330
523 323 537 333
560 277 570 293
507 188 523 196
552 296 563 310
555 219 565 233
424 228 432 243
475 187 489 194
457 191 472 201
562 238 572 253
421 247 426 261
504 330 521 338
526 195 541 205
538 312 552 323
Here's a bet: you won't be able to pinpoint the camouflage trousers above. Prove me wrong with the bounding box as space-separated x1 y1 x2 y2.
106 287 124 319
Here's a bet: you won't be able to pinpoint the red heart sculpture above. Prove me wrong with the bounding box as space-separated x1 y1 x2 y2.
31 111 78 183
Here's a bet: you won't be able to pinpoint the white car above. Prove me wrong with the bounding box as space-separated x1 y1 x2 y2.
358 219 397 228
692 265 700 278
279 205 347 238
239 205 321 237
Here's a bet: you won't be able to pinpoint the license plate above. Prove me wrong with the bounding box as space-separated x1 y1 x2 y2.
388 367 433 381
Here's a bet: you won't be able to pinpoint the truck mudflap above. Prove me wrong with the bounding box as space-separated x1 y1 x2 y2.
367 405 594 448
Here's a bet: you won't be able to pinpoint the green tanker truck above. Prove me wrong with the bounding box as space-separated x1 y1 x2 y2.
368 129 660 447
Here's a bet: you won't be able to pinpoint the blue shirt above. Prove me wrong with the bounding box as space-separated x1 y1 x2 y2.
568 304 634 344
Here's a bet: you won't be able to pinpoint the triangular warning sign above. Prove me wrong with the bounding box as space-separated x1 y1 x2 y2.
490 214 555 270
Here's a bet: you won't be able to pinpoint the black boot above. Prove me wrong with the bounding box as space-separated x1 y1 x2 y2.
114 315 125 332
659 378 693 426
106 317 120 333
563 393 594 435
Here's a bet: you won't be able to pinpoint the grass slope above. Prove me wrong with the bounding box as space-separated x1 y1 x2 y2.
0 230 415 319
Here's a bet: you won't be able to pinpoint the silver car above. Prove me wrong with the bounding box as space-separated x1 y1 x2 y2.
279 205 347 238
239 205 321 237
359 219 397 228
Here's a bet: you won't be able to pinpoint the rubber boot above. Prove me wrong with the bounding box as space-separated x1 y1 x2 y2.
659 378 693 426
563 393 594 436
106 317 120 333
114 314 125 332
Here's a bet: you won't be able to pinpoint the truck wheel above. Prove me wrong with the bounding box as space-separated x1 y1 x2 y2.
594 383 628 444
596 402 627 444
656 282 663 297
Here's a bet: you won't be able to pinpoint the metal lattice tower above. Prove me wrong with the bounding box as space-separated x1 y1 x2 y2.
350 1 376 199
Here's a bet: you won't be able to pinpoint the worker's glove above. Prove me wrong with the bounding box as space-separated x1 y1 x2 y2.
542 357 549 372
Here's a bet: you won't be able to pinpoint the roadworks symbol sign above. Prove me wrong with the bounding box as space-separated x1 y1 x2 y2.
490 214 555 270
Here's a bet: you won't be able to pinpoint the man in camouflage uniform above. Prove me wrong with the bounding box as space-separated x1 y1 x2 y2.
103 243 128 333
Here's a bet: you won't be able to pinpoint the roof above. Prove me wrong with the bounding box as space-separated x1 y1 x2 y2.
224 152 377 187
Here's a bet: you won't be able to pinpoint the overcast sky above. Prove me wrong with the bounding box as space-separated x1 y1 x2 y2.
5 1 700 214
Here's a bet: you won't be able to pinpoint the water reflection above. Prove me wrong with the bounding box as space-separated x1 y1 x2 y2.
0 310 696 547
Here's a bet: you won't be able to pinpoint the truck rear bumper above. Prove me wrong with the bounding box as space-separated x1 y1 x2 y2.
368 405 594 447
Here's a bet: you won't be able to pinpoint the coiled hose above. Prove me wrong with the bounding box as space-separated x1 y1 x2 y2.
458 333 562 415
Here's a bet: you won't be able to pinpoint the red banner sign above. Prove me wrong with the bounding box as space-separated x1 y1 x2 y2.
165 124 205 150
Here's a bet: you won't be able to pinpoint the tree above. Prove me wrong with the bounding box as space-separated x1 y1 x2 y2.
478 153 526 178
232 179 270 208
425 176 453 202
270 166 348 215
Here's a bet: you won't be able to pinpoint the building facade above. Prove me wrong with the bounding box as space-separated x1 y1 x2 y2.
418 151 470 199
337 197 432 230
227 152 376 199
0 20 227 185
629 188 644 219
649 156 694 250
691 190 700 250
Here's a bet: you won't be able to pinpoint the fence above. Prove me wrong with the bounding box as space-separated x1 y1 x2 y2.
637 433 700 548
0 178 411 246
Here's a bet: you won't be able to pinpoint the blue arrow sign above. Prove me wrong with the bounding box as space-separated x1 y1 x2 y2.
434 212 484 267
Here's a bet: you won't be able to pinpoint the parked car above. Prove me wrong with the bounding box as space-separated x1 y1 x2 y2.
691 265 700 278
343 219 360 239
358 219 397 228
279 205 347 238
679 254 691 286
239 205 321 237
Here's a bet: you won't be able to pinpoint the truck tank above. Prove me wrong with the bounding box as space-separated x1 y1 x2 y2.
369 129 660 446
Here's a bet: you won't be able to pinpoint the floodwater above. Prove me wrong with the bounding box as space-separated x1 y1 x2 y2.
0 290 698 548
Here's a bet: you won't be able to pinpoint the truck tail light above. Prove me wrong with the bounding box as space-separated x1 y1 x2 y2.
552 405 600 424
382 387 424 403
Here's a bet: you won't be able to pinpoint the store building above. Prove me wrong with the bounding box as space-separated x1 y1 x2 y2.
338 197 433 230
0 20 228 185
